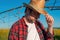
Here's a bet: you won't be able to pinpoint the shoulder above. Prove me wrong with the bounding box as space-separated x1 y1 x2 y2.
10 19 21 30
10 17 26 31
12 17 24 27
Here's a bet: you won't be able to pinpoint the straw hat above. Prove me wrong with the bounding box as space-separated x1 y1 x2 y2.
23 0 48 15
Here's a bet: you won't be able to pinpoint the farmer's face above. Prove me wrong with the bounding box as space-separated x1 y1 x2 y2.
25 8 40 23
28 8 40 22
30 10 40 19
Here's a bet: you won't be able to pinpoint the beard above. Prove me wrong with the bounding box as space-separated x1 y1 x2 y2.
27 16 37 23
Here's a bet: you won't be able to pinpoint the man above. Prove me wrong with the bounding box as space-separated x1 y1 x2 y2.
8 0 54 40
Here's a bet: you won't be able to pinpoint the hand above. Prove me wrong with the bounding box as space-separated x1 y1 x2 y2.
45 14 54 27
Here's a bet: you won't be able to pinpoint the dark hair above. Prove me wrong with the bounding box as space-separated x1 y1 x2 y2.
25 7 33 12
25 7 33 14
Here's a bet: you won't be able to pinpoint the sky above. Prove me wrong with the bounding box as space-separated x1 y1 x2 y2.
0 0 60 29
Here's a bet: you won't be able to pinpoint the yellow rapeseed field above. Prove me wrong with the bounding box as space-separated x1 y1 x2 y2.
0 28 60 40
0 29 9 40
54 29 60 35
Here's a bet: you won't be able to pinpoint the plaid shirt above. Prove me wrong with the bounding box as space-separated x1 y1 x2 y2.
8 17 54 40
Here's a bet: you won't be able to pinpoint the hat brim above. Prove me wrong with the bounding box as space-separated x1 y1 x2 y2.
23 3 47 15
